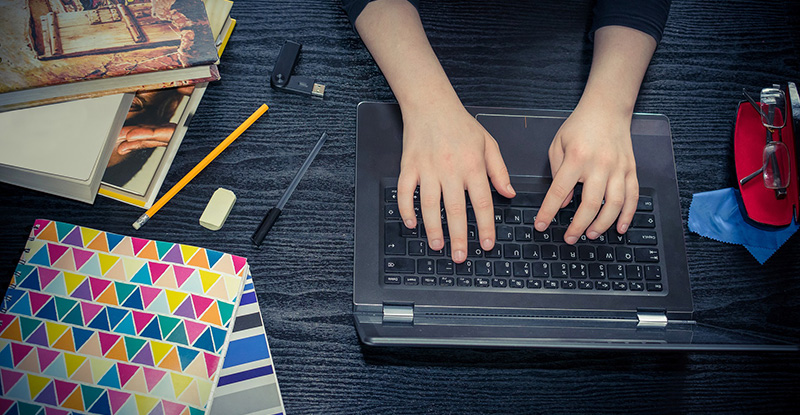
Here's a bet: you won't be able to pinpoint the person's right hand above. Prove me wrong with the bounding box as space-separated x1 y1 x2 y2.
396 102 516 264
107 124 176 167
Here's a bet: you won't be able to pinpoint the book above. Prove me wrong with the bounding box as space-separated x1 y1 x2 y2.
0 93 135 204
0 219 249 415
97 2 236 208
0 0 221 112
209 274 285 415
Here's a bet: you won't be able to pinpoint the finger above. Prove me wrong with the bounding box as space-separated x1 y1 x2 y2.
117 140 169 154
548 142 574 208
123 125 175 142
396 169 419 230
466 176 496 252
536 160 581 232
585 174 625 239
442 183 469 263
616 172 639 234
565 176 607 244
484 134 515 198
419 179 445 251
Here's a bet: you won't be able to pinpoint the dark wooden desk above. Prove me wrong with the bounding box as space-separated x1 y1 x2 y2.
2 0 799 412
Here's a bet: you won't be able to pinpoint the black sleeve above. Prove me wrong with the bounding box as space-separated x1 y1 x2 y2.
342 0 420 28
590 0 672 43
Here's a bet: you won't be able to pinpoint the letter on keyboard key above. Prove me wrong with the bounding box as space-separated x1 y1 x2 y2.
384 258 416 273
626 230 658 245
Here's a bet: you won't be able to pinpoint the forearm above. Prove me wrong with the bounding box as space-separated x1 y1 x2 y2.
354 0 461 114
577 25 657 119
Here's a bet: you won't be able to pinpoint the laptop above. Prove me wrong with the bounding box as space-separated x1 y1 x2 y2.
353 102 796 350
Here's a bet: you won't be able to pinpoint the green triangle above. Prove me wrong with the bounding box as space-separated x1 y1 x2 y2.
157 315 181 338
217 300 234 325
190 407 206 415
54 296 78 320
81 384 105 408
18 401 42 415
55 222 76 242
165 323 189 346
114 281 138 304
155 241 173 259
19 316 42 340
124 336 147 360
62 305 84 327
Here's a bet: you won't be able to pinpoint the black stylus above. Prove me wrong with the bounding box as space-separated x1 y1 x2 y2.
251 132 329 246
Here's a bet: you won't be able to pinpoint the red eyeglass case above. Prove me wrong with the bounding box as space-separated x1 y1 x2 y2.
733 82 799 227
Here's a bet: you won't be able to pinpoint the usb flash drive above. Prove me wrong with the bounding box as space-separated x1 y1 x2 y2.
270 40 325 98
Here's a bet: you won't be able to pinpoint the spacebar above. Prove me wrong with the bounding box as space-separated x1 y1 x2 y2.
492 192 546 207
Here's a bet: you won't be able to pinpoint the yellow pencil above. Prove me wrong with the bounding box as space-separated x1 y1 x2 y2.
133 103 269 230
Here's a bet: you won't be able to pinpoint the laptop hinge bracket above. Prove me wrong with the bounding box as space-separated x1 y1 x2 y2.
637 311 668 327
383 304 414 324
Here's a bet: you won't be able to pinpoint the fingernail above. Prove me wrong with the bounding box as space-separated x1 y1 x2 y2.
619 224 628 233
535 221 547 232
482 239 493 250
565 236 578 244
119 148 130 154
431 239 443 250
453 250 466 262
405 219 415 229
587 231 598 239
506 184 515 194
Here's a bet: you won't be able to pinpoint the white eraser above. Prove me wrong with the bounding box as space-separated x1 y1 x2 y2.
200 188 236 231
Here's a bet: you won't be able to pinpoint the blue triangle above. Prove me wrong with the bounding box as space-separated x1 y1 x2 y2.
106 233 125 252
88 390 112 415
210 326 227 353
112 313 137 336
145 292 171 315
130 266 152 286
97 366 121 389
72 327 95 350
121 288 144 310
193 327 215 352
206 249 224 267
12 264 36 284
42 273 68 297
3 402 19 415
176 346 199 370
3 288 26 310
139 318 162 341
0 342 13 368
18 268 41 291
42 354 68 379
35 298 58 322
87 308 110 332
106 306 129 329
8 292 32 316
79 255 103 277
5 375 31 400
26 247 50 267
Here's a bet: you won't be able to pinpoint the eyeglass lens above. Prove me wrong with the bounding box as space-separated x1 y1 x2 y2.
762 141 791 189
759 88 786 129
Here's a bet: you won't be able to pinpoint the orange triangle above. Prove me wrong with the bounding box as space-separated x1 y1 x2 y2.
37 222 60 242
0 317 23 341
78 333 103 357
181 354 207 379
157 348 182 372
70 360 94 384
105 339 128 362
52 251 77 272
18 349 40 373
86 232 109 253
62 387 85 411
105 261 127 281
111 238 135 257
186 249 209 270
124 369 148 394
136 241 160 261
52 328 77 352
198 301 222 327
154 267 179 290
95 284 119 306
205 278 229 301
178 381 202 407
210 254 235 275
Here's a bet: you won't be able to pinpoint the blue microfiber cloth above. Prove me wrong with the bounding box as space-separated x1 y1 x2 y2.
688 188 799 264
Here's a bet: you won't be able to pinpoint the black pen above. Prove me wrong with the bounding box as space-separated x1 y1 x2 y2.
251 132 329 246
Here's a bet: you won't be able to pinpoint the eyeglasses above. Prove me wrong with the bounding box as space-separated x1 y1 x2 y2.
739 87 791 199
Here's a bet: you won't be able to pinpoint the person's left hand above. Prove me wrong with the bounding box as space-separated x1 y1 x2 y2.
107 124 176 167
534 105 639 244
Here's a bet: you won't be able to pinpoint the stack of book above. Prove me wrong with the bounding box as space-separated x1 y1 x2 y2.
0 0 237 208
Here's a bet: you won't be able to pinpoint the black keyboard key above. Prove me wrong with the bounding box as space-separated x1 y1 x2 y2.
401 224 419 238
569 263 587 279
579 246 596 261
634 248 660 263
645 265 662 280
457 277 473 287
428 245 445 256
504 209 522 224
596 281 611 290
404 276 419 285
533 229 552 242
494 261 512 276
631 213 656 228
608 264 625 279
515 226 533 241
522 209 537 224
385 258 415 273
494 208 503 223
492 278 508 288
560 245 577 261
475 260 492 276
467 224 477 240
544 280 559 289
612 281 628 291
607 229 626 244
497 225 514 241
527 279 542 289
625 264 643 280
385 187 398 202
510 279 525 288
418 259 435 274
523 244 540 259
615 247 633 262
384 223 406 255
561 280 577 289
504 244 521 259
408 240 426 256
579 281 593 290
588 263 606 279
455 260 474 275
553 262 569 278
509 192 546 207
467 242 484 258
558 211 575 225
440 277 455 286
384 275 401 285
629 282 644 291
626 230 658 245
532 262 550 277
541 245 559 260
385 204 401 219
422 277 437 286
597 246 615 261
436 259 454 275
637 196 654 211
646 282 663 291
513 261 531 277
475 278 490 288
551 227 566 243
485 245 502 258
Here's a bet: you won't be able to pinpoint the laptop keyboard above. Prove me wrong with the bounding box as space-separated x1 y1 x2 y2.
381 185 666 294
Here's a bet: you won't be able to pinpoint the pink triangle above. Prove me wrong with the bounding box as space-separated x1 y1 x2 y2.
117 363 140 387
32 219 51 237
81 302 104 325
231 255 247 275
54 379 78 404
38 268 61 289
45 407 70 415
142 366 167 392
190 294 214 317
132 311 155 334
37 347 61 371
204 353 220 378
89 277 112 299
140 286 163 308
28 291 53 315
1 368 25 393
107 388 132 413
72 248 95 271
131 237 150 255
183 320 207 344
162 400 186 415
173 266 195 287
47 243 70 265
11 343 34 365
98 332 121 355
148 262 170 283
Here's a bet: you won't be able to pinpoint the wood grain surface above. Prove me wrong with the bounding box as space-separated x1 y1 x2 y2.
1 0 799 413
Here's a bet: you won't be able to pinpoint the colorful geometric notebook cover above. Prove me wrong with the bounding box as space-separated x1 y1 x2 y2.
0 219 248 415
210 274 284 415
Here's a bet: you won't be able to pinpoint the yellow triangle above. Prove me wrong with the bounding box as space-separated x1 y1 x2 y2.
64 272 87 294
20 239 46 265
64 353 87 377
90 357 115 383
179 245 200 263
27 373 52 398
45 321 70 345
122 258 147 281
135 394 160 414
150 341 173 365
223 275 242 302
196 379 213 406
98 253 120 275
171 372 193 398
198 270 221 293
165 290 188 312
80 227 101 247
